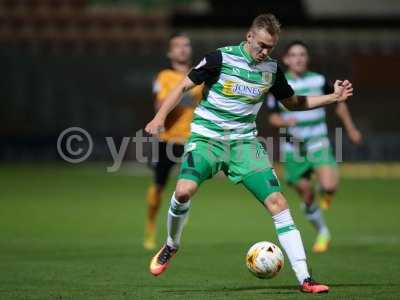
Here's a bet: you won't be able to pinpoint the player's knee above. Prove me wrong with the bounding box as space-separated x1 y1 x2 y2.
318 170 339 194
175 180 197 203
264 192 289 214
175 187 190 202
320 183 337 194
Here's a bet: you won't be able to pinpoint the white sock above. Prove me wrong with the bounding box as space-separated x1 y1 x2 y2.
302 202 330 236
273 209 310 284
166 193 190 249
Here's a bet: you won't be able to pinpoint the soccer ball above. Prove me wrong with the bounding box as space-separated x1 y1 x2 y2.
245 241 284 279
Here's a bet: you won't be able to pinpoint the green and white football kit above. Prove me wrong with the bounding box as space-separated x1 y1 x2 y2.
178 42 294 203
267 71 337 184
152 43 330 288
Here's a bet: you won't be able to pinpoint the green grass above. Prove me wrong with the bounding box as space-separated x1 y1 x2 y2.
1 164 400 299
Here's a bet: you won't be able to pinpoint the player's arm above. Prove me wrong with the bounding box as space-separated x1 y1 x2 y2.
154 97 162 111
153 72 175 112
270 67 353 111
145 50 222 135
269 113 297 128
152 74 162 112
266 94 297 127
280 80 353 110
145 77 196 135
335 102 362 144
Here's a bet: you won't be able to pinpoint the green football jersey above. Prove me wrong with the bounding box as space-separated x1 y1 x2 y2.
267 71 332 152
188 42 294 141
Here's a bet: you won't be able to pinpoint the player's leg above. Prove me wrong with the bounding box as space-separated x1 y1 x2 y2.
294 177 314 206
284 152 330 251
264 192 310 282
150 136 219 276
259 189 330 292
310 146 338 210
144 183 163 250
243 174 329 293
315 165 338 210
166 179 197 249
144 142 184 250
237 142 328 293
243 172 307 283
149 179 199 276
144 143 169 250
144 164 172 250
294 178 331 253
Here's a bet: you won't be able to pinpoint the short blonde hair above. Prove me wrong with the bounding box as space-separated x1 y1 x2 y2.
251 14 281 35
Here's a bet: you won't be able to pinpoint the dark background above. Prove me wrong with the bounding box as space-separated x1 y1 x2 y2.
1 0 399 161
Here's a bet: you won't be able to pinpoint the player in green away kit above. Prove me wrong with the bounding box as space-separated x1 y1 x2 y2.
145 14 354 294
267 41 362 253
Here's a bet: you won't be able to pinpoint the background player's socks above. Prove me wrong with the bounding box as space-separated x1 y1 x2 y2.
144 184 161 250
302 202 330 236
166 193 191 249
318 189 334 210
273 209 310 284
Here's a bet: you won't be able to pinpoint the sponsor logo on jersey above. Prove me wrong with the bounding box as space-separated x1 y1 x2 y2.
223 80 266 98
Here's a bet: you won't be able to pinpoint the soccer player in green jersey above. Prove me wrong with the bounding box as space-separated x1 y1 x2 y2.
267 41 362 253
145 14 353 293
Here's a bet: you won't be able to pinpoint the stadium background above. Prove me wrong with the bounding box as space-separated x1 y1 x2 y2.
1 1 400 299
2 0 400 161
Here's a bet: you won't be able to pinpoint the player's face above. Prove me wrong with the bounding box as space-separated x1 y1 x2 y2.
246 29 278 62
284 45 309 74
168 36 192 64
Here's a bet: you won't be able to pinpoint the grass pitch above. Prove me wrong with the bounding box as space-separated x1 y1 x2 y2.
1 164 400 299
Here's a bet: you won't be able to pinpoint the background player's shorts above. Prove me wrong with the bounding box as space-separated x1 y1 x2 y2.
178 133 281 203
283 145 337 185
148 141 184 186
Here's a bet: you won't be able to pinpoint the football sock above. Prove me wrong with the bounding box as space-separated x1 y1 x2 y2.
166 193 191 249
302 202 330 236
273 209 310 284
318 188 334 209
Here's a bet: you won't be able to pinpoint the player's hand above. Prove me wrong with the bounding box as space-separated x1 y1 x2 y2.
145 117 165 135
348 127 363 145
333 80 353 102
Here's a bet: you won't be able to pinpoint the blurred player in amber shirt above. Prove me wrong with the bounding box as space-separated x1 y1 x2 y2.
144 33 203 250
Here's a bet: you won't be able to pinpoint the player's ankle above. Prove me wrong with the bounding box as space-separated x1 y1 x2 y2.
318 227 330 236
166 239 179 250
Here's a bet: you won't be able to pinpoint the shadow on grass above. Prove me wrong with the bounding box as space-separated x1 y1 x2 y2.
329 283 400 288
163 285 298 295
162 282 400 294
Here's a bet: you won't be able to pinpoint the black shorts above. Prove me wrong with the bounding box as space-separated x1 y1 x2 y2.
149 141 185 186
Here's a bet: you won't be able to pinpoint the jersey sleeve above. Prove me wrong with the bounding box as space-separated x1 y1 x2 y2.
269 66 294 100
153 72 169 102
265 93 281 113
152 76 161 94
188 50 222 85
